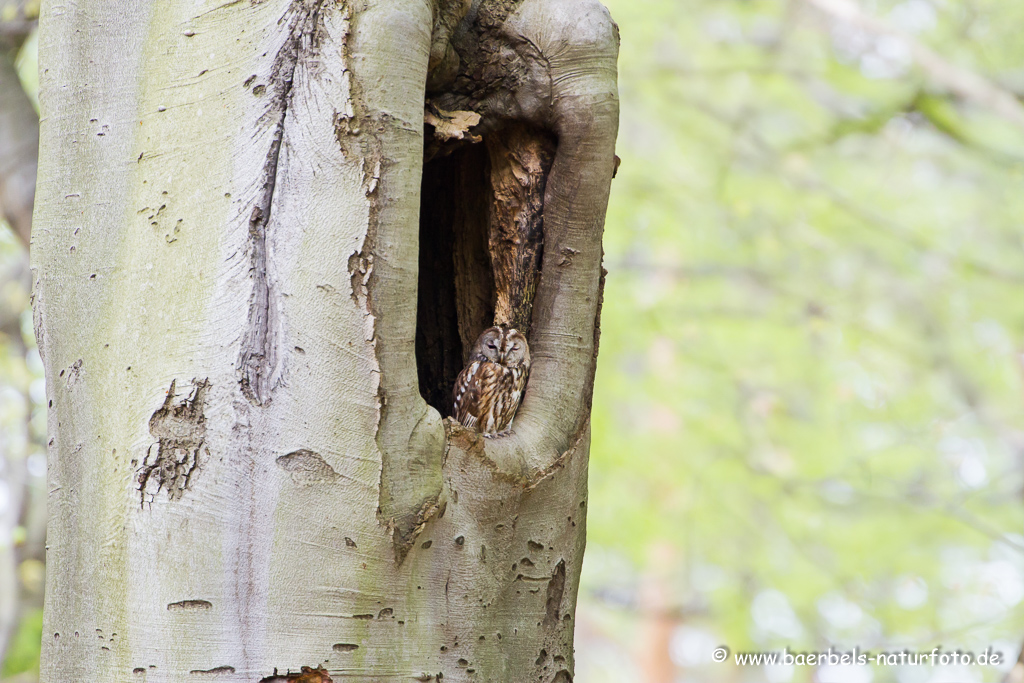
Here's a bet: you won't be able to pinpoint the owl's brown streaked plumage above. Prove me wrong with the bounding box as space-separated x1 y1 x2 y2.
453 326 531 436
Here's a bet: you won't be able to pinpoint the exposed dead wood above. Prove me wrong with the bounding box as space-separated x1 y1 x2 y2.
486 124 555 334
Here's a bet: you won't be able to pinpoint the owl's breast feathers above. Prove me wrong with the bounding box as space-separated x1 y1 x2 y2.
452 360 529 435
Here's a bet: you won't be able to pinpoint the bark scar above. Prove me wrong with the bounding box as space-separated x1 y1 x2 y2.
137 379 210 506
189 666 236 676
167 599 212 611
543 559 566 628
276 449 341 485
238 0 326 406
258 666 333 683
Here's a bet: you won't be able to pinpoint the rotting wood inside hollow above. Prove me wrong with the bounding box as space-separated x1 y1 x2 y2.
415 124 556 418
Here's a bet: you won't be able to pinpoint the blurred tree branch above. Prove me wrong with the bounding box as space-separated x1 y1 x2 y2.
675 94 1024 283
0 3 37 669
802 0 1024 130
0 0 38 248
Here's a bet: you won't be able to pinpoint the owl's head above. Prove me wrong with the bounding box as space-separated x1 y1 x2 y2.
471 326 531 368
502 329 530 367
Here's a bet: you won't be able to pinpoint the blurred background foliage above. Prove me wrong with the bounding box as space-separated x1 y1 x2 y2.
0 2 44 679
575 0 1024 682
1 0 1024 682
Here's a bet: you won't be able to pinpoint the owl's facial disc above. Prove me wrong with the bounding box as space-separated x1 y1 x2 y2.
478 327 503 362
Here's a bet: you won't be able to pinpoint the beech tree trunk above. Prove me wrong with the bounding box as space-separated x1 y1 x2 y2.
32 0 618 681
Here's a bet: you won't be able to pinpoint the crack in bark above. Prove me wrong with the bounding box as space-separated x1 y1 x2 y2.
167 599 213 611
238 0 325 406
542 560 566 629
524 418 588 493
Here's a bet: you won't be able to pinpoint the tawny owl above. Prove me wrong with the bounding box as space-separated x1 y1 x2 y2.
453 326 531 436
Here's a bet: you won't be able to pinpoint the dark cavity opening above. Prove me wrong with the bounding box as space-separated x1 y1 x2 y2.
415 123 556 418
416 143 495 417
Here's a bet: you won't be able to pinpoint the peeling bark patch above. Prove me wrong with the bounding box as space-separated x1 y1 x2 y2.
276 449 340 485
238 0 329 406
347 249 373 309
258 666 333 683
360 151 382 197
189 666 236 675
543 560 566 628
552 670 572 683
137 379 209 504
332 643 358 652
167 599 213 611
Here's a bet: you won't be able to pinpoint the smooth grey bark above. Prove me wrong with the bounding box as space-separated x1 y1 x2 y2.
33 0 617 681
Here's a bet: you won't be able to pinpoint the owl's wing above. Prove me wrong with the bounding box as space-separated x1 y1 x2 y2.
453 361 505 432
453 361 480 430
